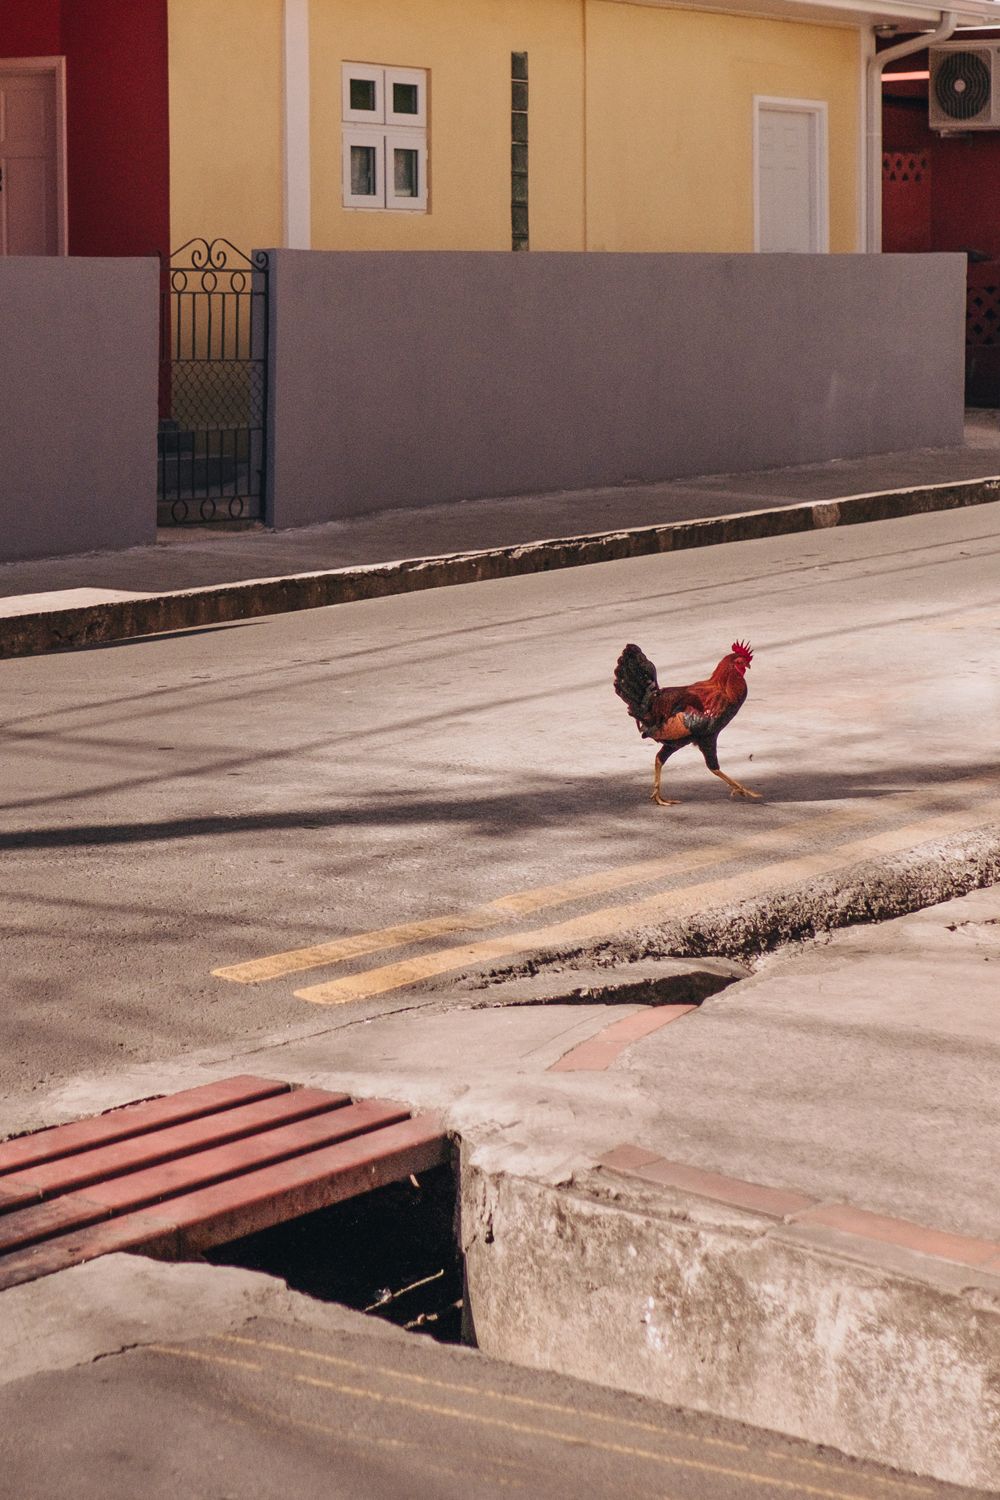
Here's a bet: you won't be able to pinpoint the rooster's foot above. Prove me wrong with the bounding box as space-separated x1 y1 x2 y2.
651 792 681 807
711 768 762 800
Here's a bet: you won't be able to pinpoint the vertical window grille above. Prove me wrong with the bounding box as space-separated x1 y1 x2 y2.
511 52 528 250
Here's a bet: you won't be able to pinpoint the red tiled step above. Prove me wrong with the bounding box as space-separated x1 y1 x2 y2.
549 1006 696 1073
0 1097 410 1256
598 1146 817 1219
0 1076 290 1177
0 1112 449 1291
597 1144 1000 1272
0 1087 350 1208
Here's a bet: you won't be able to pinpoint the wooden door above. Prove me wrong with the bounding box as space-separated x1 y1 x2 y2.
0 66 61 255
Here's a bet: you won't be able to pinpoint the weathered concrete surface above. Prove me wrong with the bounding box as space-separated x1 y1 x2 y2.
0 1253 315 1386
472 819 1000 981
461 1164 1000 1490
4 887 999 1484
1 475 999 658
0 1259 939 1500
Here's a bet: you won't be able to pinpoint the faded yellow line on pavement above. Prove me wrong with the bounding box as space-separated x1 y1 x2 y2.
217 1332 933 1494
218 1332 751 1455
286 1369 881 1500
232 1391 531 1490
213 806 870 983
295 792 1000 1006
149 1340 906 1499
214 780 989 985
148 1344 263 1374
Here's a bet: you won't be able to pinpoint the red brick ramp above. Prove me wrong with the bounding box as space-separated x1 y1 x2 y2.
0 1075 450 1291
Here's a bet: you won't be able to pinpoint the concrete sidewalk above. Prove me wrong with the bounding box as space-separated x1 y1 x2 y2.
4 885 999 1488
2 414 1000 655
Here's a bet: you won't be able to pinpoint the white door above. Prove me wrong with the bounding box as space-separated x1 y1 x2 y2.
0 67 60 255
755 100 827 253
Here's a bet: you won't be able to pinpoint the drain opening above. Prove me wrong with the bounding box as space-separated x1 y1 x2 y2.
460 959 747 1010
205 1163 465 1344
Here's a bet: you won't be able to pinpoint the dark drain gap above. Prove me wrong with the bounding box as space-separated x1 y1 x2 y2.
460 960 747 1009
204 1163 465 1345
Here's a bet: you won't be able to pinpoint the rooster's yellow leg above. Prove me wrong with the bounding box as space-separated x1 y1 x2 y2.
711 768 762 801
651 755 680 807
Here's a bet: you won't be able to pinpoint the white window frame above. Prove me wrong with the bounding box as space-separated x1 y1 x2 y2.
752 96 829 254
385 129 427 212
341 62 428 212
342 63 384 124
385 67 427 128
342 127 385 209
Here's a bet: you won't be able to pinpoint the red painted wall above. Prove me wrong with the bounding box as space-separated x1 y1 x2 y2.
883 39 1000 260
0 0 62 57
931 134 1000 257
0 0 169 259
60 0 170 257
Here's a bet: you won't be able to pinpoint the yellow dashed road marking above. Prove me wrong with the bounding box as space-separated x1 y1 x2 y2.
214 774 997 989
213 805 873 984
294 792 1000 1006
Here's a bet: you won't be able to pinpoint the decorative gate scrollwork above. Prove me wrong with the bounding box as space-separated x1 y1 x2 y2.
158 238 269 524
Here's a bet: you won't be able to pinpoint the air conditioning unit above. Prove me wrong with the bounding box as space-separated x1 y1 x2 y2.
928 44 1000 131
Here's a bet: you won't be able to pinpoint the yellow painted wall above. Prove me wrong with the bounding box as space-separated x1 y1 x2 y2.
584 1 860 252
168 0 284 253
310 0 585 249
168 0 860 255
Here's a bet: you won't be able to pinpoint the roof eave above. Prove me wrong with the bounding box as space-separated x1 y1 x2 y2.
621 0 1000 30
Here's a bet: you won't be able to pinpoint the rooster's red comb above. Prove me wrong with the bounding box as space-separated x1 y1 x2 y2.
731 639 753 665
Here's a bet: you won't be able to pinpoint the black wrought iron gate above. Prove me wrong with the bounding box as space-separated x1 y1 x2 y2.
158 239 269 524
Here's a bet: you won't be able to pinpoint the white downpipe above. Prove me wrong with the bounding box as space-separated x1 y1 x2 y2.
865 10 957 251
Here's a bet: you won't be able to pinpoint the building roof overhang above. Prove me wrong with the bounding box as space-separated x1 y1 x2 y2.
624 0 1000 32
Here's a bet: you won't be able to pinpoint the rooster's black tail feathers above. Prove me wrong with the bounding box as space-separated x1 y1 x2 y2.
614 643 659 736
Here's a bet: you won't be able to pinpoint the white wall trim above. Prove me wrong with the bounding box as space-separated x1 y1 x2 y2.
753 94 830 252
283 0 311 249
0 55 67 255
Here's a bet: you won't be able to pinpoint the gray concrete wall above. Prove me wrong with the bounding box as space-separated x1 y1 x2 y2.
263 250 966 528
0 258 158 563
462 1161 1000 1490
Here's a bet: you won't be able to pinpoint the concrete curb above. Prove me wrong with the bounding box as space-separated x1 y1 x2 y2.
472 820 1000 986
3 473 999 658
461 1153 1000 1489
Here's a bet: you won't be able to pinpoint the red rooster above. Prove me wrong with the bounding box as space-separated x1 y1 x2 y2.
614 640 761 806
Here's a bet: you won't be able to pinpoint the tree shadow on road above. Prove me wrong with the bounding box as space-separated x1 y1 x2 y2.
0 760 993 852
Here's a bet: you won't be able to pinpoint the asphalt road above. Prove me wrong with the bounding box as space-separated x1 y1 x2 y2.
0 1308 985 1500
2 501 999 1099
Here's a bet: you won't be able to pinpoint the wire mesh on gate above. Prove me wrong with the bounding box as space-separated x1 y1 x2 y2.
158 239 269 524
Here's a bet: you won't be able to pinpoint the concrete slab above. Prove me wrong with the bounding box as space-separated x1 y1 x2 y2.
2 878 999 1483
0 588 151 618
3 887 998 1220
0 1253 314 1385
